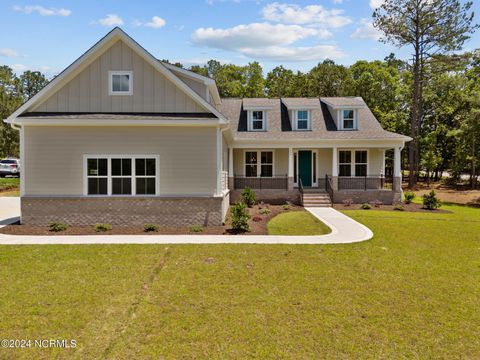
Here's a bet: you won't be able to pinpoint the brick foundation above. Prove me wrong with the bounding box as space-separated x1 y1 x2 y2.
333 190 401 205
21 196 228 226
230 190 301 205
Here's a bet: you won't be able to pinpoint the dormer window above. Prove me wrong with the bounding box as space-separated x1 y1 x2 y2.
342 110 355 130
295 110 310 131
249 111 266 131
109 71 133 95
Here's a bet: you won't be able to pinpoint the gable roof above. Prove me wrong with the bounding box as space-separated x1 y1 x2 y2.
220 97 411 141
5 27 227 125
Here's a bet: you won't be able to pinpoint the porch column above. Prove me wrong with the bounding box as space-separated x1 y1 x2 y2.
288 148 294 190
393 146 402 193
228 147 234 190
331 147 338 191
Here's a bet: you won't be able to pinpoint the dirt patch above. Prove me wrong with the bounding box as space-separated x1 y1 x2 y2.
404 182 480 205
0 204 305 236
333 202 452 213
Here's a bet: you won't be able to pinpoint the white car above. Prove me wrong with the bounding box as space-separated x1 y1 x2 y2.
0 158 20 178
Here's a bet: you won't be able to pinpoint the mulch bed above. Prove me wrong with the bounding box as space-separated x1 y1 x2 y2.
333 202 452 213
0 204 304 236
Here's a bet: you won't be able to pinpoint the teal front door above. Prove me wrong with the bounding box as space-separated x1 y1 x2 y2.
298 150 312 187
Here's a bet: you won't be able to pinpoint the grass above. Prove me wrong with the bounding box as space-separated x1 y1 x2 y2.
267 210 331 235
0 204 479 358
0 177 20 192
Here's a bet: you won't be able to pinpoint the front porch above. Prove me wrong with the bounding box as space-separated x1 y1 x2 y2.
227 147 403 205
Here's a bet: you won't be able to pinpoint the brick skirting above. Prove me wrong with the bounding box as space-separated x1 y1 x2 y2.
21 196 227 226
333 190 401 205
230 190 301 205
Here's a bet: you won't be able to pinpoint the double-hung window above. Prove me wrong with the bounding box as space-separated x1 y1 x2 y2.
342 110 355 130
85 155 158 196
244 151 273 177
109 71 133 95
355 151 368 176
339 151 351 176
249 111 266 131
296 110 310 130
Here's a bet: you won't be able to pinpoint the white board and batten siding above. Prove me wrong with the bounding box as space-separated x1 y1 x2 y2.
33 39 207 114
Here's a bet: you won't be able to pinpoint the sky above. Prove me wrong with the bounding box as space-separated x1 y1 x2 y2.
0 0 479 77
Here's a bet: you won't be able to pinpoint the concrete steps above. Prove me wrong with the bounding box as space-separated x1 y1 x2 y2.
302 191 332 207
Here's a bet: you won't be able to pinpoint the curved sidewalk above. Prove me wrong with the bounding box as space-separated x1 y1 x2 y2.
0 207 373 245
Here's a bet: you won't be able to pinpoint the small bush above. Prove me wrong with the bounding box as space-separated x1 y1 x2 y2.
259 208 271 215
342 199 353 206
230 201 250 232
370 199 383 208
404 191 415 204
95 223 112 232
144 224 159 232
393 204 405 211
282 204 291 211
189 224 204 233
49 222 68 232
422 190 441 210
252 216 263 222
360 203 372 210
241 187 256 207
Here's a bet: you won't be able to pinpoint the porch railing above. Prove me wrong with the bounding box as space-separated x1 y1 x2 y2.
234 175 288 190
325 175 334 202
338 175 391 190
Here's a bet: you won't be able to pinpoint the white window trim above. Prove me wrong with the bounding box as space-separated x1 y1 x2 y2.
83 154 160 196
337 149 369 176
247 110 267 132
293 110 311 131
338 109 357 130
243 150 275 177
108 71 133 96
293 149 318 187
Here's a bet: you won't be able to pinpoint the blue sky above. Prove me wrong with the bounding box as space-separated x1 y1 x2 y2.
1 0 479 77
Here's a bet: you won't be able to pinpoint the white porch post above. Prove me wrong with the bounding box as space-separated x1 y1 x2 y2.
216 127 222 195
288 147 294 190
331 147 338 190
228 147 234 190
393 146 402 193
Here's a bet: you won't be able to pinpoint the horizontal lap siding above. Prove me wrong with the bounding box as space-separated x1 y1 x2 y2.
33 40 206 113
24 126 217 196
369 149 384 175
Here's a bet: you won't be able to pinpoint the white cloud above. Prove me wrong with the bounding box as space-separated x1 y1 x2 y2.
369 0 384 9
351 19 382 40
241 45 345 61
192 22 330 51
134 16 166 29
0 48 19 58
10 64 28 72
261 2 351 28
98 14 124 27
13 5 71 16
332 0 344 3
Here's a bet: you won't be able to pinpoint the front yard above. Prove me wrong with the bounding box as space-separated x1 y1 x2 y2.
0 177 20 196
0 203 479 359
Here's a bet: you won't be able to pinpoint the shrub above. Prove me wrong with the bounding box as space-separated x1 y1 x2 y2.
393 204 405 211
241 187 256 207
360 203 372 210
230 201 250 232
144 224 159 232
282 204 291 211
252 216 263 222
422 190 441 210
259 208 271 215
189 224 204 233
95 223 112 232
342 199 353 206
404 191 415 204
49 222 68 232
370 199 383 208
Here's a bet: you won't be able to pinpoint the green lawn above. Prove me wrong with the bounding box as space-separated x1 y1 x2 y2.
267 210 331 235
1 204 479 359
0 177 20 193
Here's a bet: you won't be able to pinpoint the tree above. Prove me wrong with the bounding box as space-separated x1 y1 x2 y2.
0 66 22 157
373 0 479 187
307 59 353 97
244 62 265 98
19 71 48 100
265 66 296 97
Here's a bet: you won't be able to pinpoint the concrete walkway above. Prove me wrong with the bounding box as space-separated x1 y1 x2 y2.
0 198 373 244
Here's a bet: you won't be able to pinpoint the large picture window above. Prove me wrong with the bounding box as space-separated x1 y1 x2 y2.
244 151 273 177
338 150 368 176
85 155 158 196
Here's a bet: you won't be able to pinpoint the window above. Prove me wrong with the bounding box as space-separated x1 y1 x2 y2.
342 110 355 130
355 151 368 176
87 158 108 195
296 110 310 130
85 155 158 195
339 151 351 176
109 71 132 95
249 111 266 131
244 151 273 177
